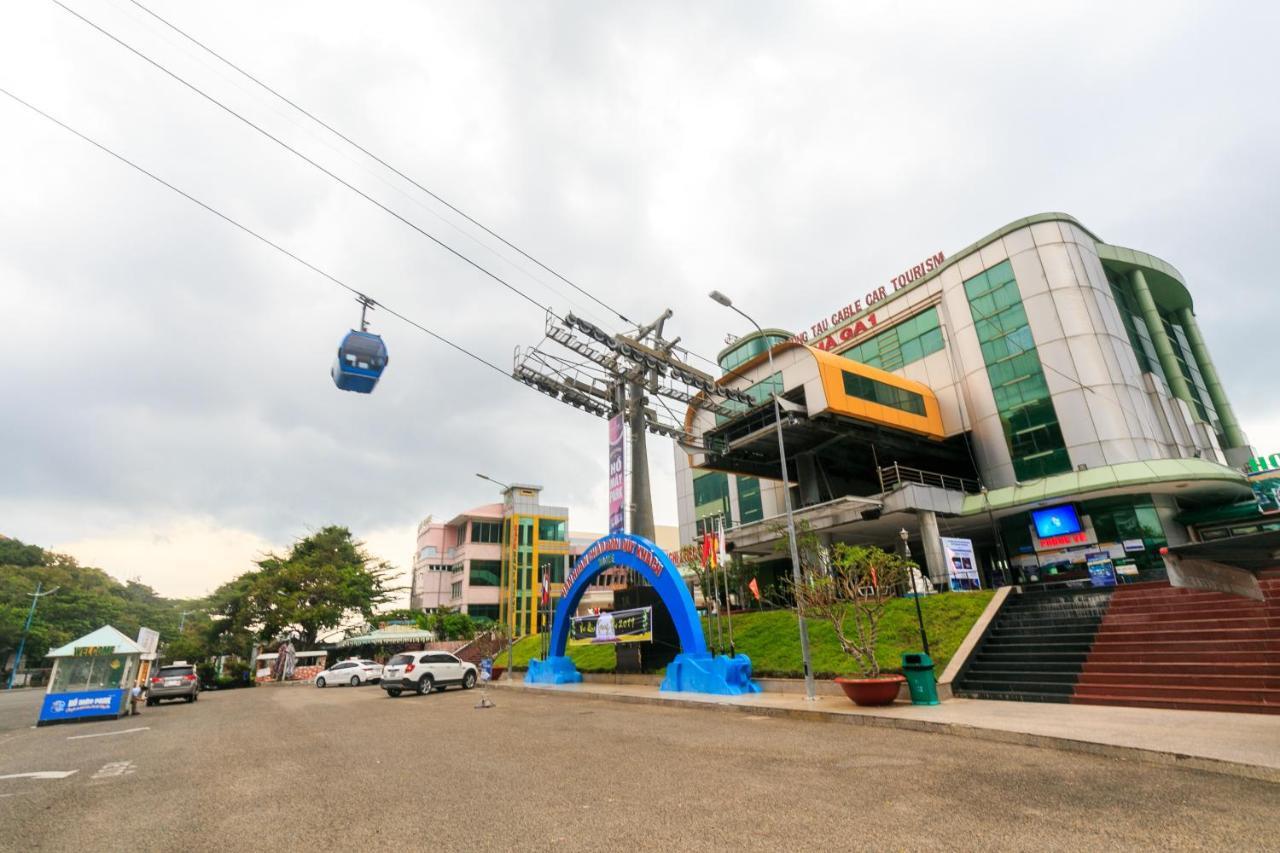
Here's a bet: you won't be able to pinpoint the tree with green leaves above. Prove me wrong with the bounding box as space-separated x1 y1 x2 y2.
208 526 399 647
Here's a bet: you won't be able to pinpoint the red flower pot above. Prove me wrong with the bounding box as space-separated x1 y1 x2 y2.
489 666 506 682
834 674 906 706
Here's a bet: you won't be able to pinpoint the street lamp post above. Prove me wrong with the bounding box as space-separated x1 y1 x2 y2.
899 528 931 658
708 290 816 702
476 472 516 679
6 582 59 690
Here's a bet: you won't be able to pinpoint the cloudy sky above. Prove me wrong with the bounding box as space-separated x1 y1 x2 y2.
2 1 1278 600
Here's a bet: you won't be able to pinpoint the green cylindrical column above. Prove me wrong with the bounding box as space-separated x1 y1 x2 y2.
1178 306 1246 449
1130 269 1193 404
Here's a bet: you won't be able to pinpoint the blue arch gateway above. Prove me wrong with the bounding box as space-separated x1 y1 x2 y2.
525 533 759 695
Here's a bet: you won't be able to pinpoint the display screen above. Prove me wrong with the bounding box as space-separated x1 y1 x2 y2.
1031 504 1083 539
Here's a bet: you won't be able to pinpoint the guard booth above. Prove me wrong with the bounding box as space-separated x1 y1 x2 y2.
38 626 144 726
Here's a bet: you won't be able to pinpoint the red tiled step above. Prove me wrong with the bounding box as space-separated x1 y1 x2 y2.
1100 610 1274 626
1108 594 1274 607
1088 639 1280 653
1086 649 1278 663
1074 682 1280 703
1082 661 1280 676
1092 627 1280 642
1076 671 1280 689
1071 695 1280 715
1075 671 1280 691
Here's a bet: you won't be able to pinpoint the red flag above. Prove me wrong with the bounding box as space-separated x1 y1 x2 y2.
748 577 761 601
540 569 550 607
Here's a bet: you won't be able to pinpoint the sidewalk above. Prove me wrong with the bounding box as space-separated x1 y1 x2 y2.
496 679 1280 782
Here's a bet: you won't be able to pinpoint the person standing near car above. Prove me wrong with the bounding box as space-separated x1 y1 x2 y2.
129 682 144 715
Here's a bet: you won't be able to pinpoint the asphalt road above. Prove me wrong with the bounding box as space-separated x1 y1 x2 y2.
0 683 1275 852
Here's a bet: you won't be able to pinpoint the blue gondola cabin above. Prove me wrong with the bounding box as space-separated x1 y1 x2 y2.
331 330 388 393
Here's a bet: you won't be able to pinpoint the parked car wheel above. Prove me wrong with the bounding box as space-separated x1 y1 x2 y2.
146 698 155 707
416 675 433 696
350 675 360 687
462 671 476 690
192 690 198 702
185 694 194 703
386 688 402 697
316 676 326 688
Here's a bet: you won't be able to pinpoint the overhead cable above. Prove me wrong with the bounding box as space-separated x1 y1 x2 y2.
0 87 515 384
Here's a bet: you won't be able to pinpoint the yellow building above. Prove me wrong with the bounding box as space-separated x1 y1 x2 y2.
497 484 572 638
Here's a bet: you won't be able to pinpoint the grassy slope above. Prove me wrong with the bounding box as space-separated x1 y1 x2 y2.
500 590 994 678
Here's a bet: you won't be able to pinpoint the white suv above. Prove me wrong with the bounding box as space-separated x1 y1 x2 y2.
381 651 478 697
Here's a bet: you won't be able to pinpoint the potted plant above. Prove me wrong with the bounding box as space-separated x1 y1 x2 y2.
791 542 914 706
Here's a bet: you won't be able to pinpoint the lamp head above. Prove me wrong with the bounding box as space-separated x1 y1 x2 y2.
708 290 733 307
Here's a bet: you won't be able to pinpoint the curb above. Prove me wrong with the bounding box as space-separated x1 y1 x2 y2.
497 682 1279 784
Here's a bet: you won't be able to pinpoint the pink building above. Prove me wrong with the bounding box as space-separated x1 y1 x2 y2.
410 504 505 623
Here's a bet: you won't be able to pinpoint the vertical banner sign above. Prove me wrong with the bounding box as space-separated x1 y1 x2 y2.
940 536 981 591
608 413 626 533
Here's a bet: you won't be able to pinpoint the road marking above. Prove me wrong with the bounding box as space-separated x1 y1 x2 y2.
0 771 78 781
68 726 150 740
91 761 136 780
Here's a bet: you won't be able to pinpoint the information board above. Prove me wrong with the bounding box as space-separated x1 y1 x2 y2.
940 537 981 591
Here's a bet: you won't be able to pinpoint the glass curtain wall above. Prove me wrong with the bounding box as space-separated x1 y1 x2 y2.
840 307 945 371
964 260 1072 480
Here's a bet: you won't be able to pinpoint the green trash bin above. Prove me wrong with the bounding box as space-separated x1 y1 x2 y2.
901 652 939 706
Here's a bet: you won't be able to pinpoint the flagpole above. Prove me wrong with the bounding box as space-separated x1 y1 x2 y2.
706 530 723 655
720 517 735 657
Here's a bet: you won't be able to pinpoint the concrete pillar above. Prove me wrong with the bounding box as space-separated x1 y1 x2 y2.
1177 306 1247 449
918 510 948 588
1130 269 1193 405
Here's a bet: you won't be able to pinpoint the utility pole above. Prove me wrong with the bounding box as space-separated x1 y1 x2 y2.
514 309 752 546
7 582 59 690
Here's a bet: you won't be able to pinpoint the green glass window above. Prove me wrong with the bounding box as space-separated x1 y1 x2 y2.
468 559 501 587
841 307 944 372
467 604 499 622
1106 269 1168 390
964 260 1071 481
737 476 763 524
537 518 566 542
517 518 533 547
540 554 566 583
693 471 730 531
470 521 502 543
719 334 790 373
840 370 926 415
1163 313 1220 434
716 372 783 424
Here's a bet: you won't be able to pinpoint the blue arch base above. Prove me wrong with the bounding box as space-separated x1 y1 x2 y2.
526 656 582 684
660 653 760 695
522 533 759 696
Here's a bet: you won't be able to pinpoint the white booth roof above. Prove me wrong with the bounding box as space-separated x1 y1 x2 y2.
46 625 145 658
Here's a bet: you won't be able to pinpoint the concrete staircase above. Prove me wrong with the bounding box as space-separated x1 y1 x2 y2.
1071 569 1280 715
954 588 1112 703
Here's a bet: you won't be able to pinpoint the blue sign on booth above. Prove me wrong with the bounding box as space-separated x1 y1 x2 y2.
39 689 125 724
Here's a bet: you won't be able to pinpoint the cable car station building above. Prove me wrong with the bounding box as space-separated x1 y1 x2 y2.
677 212 1254 590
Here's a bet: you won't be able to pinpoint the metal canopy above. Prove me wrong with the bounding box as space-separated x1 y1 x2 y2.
702 398 978 499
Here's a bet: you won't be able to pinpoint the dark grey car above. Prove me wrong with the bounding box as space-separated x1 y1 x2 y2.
147 663 200 704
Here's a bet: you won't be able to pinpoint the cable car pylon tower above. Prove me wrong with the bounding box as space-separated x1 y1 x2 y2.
514 308 751 540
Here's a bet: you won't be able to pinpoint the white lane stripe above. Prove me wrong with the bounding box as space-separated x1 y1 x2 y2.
67 726 149 740
0 770 78 781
